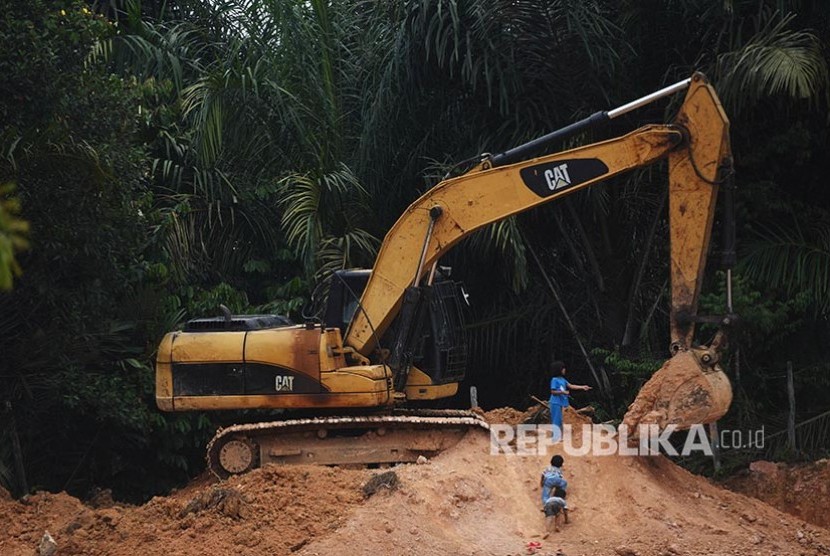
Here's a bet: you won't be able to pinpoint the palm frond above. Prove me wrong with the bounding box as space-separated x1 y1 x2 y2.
278 163 379 277
716 15 829 113
96 21 210 93
0 183 30 291
741 216 830 314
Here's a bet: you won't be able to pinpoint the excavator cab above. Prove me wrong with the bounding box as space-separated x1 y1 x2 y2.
384 279 468 392
323 269 372 334
416 280 468 385
324 268 468 395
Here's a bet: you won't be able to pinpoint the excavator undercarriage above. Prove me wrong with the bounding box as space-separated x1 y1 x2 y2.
206 410 490 479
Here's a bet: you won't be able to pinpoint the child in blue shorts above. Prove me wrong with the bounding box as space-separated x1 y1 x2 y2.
540 455 570 537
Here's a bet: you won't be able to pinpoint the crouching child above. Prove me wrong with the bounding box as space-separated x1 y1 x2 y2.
543 487 568 537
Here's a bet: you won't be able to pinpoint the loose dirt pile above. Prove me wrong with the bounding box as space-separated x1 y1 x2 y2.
725 459 830 529
623 351 733 432
478 404 546 426
2 408 828 556
0 466 366 556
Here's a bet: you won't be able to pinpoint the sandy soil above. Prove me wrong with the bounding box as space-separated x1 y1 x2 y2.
2 408 829 556
725 458 830 529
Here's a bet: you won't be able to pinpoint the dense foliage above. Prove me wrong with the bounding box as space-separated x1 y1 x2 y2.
1 0 828 500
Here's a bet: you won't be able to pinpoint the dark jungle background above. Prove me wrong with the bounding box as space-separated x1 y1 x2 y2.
1 0 829 502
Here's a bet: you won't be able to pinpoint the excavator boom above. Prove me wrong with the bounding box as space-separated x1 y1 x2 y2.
346 124 684 355
348 74 730 350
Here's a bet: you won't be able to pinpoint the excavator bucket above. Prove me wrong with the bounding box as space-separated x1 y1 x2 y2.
622 348 733 434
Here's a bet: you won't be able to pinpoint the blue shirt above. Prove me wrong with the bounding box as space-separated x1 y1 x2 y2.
541 466 567 504
549 376 569 407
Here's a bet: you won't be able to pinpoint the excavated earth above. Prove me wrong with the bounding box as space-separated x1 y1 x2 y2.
725 458 830 530
2 408 829 556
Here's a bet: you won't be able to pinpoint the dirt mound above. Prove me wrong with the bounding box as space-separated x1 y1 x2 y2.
482 404 592 426
0 465 368 556
725 459 830 529
295 415 830 556
482 405 532 425
2 412 829 556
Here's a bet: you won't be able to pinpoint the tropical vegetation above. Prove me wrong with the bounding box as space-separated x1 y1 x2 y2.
1 0 828 500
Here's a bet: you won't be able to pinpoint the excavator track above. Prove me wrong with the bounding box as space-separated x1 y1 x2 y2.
206 409 490 479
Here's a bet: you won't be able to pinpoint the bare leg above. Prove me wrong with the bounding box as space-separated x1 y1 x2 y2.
543 515 554 539
563 508 569 524
554 513 561 532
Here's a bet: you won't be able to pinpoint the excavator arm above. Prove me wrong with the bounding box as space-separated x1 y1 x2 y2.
347 73 733 430
668 79 732 351
624 78 734 433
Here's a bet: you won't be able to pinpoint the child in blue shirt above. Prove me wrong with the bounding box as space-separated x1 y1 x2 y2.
540 454 568 504
549 360 592 439
540 455 570 537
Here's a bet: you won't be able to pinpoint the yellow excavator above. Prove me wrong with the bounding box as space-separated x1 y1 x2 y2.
156 73 735 477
